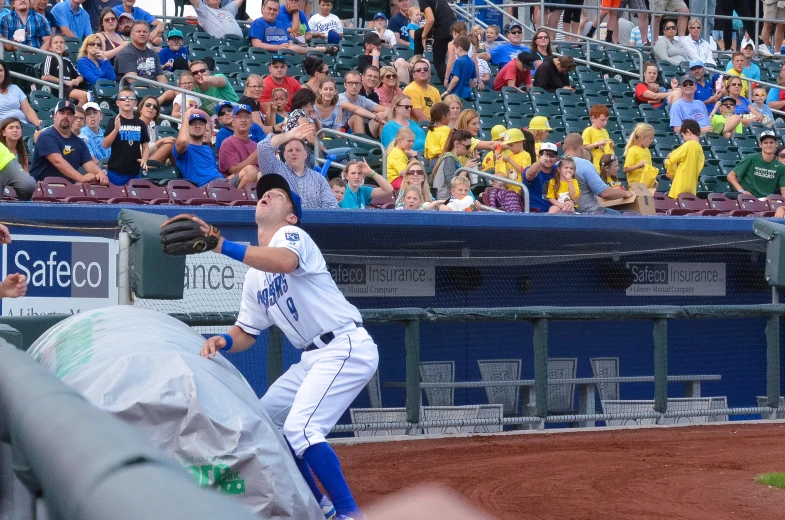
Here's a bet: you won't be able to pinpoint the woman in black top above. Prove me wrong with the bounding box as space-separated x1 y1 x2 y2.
42 34 88 106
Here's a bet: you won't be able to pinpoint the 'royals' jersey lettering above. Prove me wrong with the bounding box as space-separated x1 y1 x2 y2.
236 226 362 349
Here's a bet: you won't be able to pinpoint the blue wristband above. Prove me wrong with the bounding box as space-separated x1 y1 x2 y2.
218 333 233 350
221 240 248 263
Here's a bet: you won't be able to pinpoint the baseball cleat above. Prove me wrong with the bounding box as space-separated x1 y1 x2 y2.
320 497 336 520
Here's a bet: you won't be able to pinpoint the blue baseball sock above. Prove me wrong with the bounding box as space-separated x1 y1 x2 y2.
303 442 359 517
286 440 324 504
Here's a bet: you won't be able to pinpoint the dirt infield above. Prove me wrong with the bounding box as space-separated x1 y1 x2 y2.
336 423 785 519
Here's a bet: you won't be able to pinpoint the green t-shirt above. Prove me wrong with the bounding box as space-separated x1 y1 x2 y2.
735 153 785 198
196 73 239 115
711 114 742 135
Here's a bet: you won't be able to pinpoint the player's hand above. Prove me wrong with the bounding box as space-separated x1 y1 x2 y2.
0 273 27 299
0 223 10 245
201 335 228 358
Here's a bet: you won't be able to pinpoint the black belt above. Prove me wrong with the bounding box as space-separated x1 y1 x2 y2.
303 322 363 352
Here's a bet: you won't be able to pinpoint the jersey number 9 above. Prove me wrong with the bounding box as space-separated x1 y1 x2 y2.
286 297 299 321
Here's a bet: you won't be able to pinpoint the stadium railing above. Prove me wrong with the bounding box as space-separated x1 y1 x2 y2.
0 37 64 98
314 127 389 174
0 333 262 520
118 75 227 126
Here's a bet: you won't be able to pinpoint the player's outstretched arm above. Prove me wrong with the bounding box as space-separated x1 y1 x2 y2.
201 325 257 358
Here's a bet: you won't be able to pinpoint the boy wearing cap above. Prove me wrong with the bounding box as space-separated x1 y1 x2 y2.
493 51 533 92
30 100 109 185
728 131 785 199
669 75 711 134
79 102 109 161
158 29 190 72
259 55 302 112
102 87 149 185
308 0 343 43
477 23 529 68
173 108 225 187
708 96 743 138
373 12 396 47
481 124 506 172
217 104 264 189
523 142 559 212
495 128 530 194
664 119 704 199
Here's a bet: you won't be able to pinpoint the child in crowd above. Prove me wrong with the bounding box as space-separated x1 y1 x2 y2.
526 116 552 155
709 96 743 138
481 124 507 172
399 185 427 210
469 34 492 84
329 177 346 204
0 117 28 170
546 156 580 213
373 13 397 47
665 119 704 199
424 102 451 166
41 34 88 106
395 158 438 209
80 102 109 161
444 94 463 129
484 24 501 51
623 123 659 188
103 88 150 185
72 107 86 134
406 7 421 51
439 175 481 211
266 87 290 133
432 129 475 199
339 158 394 209
386 127 418 189
443 36 477 101
308 0 344 43
751 87 775 126
470 26 486 51
172 72 201 118
599 154 621 188
495 128 534 194
158 29 190 73
582 104 615 172
484 174 524 212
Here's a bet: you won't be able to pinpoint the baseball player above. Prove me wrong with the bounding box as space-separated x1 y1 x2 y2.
160 148 377 519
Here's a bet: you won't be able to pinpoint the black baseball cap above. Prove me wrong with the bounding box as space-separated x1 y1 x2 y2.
517 51 537 70
53 100 76 114
256 174 303 221
271 54 288 65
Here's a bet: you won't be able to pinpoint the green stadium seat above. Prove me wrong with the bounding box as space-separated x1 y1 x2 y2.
242 59 266 74
712 148 740 162
247 48 270 61
719 161 737 176
656 175 671 193
190 32 220 47
217 46 246 62
212 58 243 75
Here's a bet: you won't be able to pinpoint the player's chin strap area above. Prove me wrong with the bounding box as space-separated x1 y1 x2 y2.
303 322 364 352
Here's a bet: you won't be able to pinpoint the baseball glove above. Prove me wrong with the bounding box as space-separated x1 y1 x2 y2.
159 214 221 255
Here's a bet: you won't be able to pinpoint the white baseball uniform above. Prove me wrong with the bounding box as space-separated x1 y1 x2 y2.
236 225 379 457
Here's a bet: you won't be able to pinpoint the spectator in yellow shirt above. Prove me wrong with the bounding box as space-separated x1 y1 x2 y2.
582 104 615 174
546 156 580 213
623 123 659 188
386 127 418 189
424 102 451 165
495 128 534 193
403 59 442 121
481 124 507 171
665 119 704 199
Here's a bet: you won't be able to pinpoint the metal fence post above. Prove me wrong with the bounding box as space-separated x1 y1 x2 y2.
766 315 781 410
652 319 668 414
533 318 548 418
267 326 284 390
404 319 421 424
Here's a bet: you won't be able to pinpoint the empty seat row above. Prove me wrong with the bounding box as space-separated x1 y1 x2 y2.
654 193 784 216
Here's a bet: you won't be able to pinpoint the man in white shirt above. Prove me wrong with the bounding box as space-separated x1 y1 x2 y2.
307 0 342 43
679 17 715 65
188 0 244 39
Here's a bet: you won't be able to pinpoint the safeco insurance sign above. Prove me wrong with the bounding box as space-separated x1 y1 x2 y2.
1 235 118 316
625 262 726 296
329 264 435 297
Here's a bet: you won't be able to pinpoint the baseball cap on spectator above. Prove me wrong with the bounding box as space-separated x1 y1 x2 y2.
528 116 552 131
689 59 704 69
507 22 523 33
517 51 537 70
189 111 208 123
167 29 184 40
719 96 736 105
216 101 234 115
679 75 695 85
490 124 507 141
256 173 303 222
232 104 252 116
539 142 558 155
118 12 134 22
373 12 386 20
83 102 101 113
270 54 288 65
53 100 76 114
759 130 778 143
363 31 383 46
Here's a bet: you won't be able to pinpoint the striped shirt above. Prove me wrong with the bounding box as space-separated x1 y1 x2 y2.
256 135 339 209
0 9 51 49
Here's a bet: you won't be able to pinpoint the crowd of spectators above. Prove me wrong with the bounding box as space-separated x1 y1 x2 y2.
2 0 785 216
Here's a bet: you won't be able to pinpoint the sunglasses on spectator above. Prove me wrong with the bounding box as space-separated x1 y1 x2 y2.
398 104 413 109
143 102 159 109
536 35 549 40
690 25 701 29
87 42 101 47
117 96 137 102
104 16 117 22
414 67 430 73
509 30 522 35
540 152 557 158
191 68 208 75
383 74 396 79
779 153 785 159
664 26 677 30
219 110 233 117
681 81 694 86
729 82 742 87
721 103 735 108
406 169 424 175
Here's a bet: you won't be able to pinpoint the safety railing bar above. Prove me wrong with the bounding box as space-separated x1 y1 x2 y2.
0 37 64 98
456 167 530 213
118 75 225 123
314 128 387 177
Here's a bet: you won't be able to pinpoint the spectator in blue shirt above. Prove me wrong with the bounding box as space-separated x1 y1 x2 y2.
249 0 335 55
277 0 310 44
670 75 711 134
76 33 116 86
158 29 189 72
50 0 92 40
173 108 224 187
0 0 52 51
338 158 393 209
442 36 476 101
687 60 721 107
523 142 559 213
112 0 163 45
477 22 529 68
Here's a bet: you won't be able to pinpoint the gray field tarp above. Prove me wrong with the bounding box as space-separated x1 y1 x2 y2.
28 306 321 520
